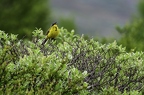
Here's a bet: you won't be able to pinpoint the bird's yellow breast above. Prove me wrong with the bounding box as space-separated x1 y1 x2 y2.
47 25 60 38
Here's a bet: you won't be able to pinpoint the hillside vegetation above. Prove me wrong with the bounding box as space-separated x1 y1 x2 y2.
0 28 144 95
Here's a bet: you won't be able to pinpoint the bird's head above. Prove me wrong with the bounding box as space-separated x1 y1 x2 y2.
51 22 57 26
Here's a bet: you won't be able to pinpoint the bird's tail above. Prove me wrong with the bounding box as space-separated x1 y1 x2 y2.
41 38 48 45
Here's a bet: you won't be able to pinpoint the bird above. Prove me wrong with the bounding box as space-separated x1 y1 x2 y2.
41 22 60 45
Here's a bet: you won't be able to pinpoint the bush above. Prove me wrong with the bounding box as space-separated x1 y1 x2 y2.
0 28 144 94
59 29 144 94
0 30 88 95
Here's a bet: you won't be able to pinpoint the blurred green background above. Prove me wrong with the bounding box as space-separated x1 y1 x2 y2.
0 0 50 39
0 0 76 39
0 0 144 51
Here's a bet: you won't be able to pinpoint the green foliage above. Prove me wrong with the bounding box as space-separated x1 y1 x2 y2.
0 28 144 94
116 0 144 51
0 30 89 95
96 87 142 95
60 29 144 93
0 0 50 39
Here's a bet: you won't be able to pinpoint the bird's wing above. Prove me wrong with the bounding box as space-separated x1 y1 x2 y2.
45 29 49 35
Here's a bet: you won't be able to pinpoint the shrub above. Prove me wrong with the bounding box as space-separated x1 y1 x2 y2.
0 30 88 95
59 28 144 94
0 28 144 95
